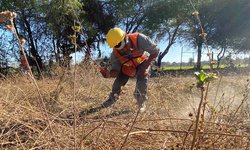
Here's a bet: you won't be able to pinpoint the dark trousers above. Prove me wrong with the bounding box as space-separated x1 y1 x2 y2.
105 72 148 107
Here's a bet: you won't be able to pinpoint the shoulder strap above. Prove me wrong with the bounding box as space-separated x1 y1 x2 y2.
127 33 139 51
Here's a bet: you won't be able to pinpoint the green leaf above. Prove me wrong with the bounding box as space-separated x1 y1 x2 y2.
199 70 206 82
194 70 218 88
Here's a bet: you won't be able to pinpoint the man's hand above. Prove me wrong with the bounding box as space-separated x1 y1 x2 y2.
99 67 110 78
137 50 159 77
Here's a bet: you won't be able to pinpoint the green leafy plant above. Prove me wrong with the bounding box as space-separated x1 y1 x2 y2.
194 70 217 88
191 70 218 149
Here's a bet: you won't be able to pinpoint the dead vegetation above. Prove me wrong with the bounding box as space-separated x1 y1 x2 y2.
0 65 250 150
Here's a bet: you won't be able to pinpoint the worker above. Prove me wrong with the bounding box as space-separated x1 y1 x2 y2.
99 27 159 112
20 52 29 75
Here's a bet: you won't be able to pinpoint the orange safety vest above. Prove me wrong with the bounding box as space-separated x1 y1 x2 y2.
113 33 148 77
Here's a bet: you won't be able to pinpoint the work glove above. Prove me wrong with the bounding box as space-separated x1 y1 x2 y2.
99 67 110 78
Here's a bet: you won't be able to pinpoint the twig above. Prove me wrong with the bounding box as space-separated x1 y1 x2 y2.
15 132 26 150
122 130 156 137
32 56 44 80
190 85 206 149
231 81 250 121
94 120 108 148
32 110 67 148
72 20 78 150
80 122 103 143
181 123 193 150
132 126 250 138
246 138 250 150
119 108 140 150
4 11 59 149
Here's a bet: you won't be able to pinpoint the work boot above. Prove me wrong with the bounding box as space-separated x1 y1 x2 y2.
101 93 119 108
138 102 146 113
136 97 147 113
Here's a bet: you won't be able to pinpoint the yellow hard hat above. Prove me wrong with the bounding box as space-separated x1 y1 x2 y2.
106 27 126 48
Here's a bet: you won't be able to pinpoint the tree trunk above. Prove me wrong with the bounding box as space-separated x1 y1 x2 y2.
196 43 202 70
216 47 226 68
157 25 180 68
22 14 43 70
157 52 163 67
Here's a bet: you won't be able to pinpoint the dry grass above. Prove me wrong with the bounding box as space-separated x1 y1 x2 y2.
0 65 250 150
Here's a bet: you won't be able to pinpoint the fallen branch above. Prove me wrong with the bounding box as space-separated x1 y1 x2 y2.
122 130 157 137
132 127 250 138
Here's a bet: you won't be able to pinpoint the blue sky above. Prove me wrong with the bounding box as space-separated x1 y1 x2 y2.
96 42 209 63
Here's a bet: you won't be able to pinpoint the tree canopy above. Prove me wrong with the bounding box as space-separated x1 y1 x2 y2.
1 0 250 73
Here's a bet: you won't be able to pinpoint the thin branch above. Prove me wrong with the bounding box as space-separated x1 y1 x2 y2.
119 108 140 150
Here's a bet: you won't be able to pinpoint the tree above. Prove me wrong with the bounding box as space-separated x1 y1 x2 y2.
142 0 193 67
45 0 117 65
0 0 118 70
188 0 250 69
80 0 116 58
0 0 46 71
181 0 222 70
42 0 84 67
108 0 193 67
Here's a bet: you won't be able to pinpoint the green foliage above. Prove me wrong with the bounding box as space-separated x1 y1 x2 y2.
191 0 250 53
44 0 83 33
71 25 81 32
106 0 147 33
199 0 248 49
142 0 191 38
194 70 217 88
160 66 194 70
1 0 250 70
